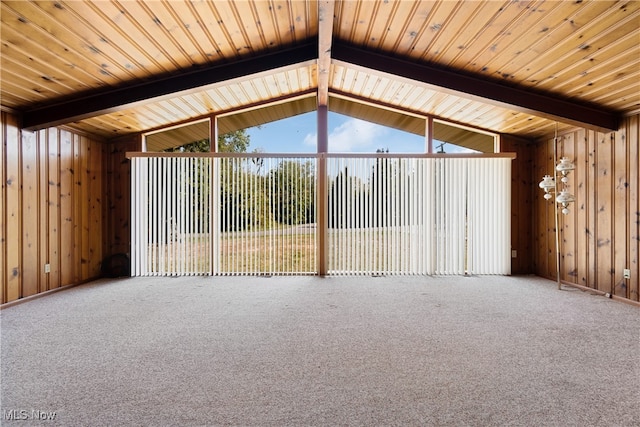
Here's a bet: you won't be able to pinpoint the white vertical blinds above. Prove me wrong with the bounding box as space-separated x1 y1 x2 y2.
215 156 316 275
131 157 211 276
131 154 511 277
326 156 511 276
466 158 511 275
433 158 467 275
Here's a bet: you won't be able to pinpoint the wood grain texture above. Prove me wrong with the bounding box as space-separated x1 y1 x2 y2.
586 129 597 291
59 130 73 286
79 135 89 281
47 128 60 290
104 136 140 258
3 1 637 140
539 138 556 279
20 132 40 297
628 115 640 301
613 125 628 298
560 133 576 283
534 114 640 302
575 128 589 287
500 134 534 274
0 112 105 304
595 132 613 294
38 129 48 292
0 113 4 303
4 112 21 302
88 139 103 277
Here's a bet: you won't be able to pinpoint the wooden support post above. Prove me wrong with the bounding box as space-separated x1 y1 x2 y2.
317 106 328 276
426 116 433 154
210 116 217 276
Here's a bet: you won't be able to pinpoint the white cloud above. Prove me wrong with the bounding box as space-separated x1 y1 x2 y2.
302 118 388 153
303 132 316 148
329 118 387 152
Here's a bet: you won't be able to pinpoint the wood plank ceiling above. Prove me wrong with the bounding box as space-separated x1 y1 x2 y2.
1 0 638 145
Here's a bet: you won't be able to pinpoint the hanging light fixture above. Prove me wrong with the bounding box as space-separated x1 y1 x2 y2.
556 189 575 215
556 157 575 184
538 175 555 200
539 133 575 214
539 123 576 291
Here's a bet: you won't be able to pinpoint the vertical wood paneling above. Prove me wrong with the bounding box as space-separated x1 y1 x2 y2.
104 136 140 258
22 131 40 294
0 113 106 304
586 130 597 290
533 137 549 276
575 128 589 287
534 114 640 303
38 130 49 292
73 134 83 283
59 130 74 287
48 128 61 290
88 140 103 277
501 134 534 274
628 115 639 301
613 126 628 297
5 113 21 301
0 113 4 303
560 133 576 282
595 132 613 294
79 136 90 280
542 138 556 279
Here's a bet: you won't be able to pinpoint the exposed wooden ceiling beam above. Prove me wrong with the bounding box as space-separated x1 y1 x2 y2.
332 42 620 133
21 42 318 131
317 0 335 107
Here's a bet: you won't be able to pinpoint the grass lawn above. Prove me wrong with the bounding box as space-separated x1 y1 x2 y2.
146 226 419 275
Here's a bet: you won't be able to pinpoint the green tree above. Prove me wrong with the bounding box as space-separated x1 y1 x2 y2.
215 130 268 231
270 160 315 225
218 130 250 153
164 138 209 153
164 130 271 232
163 128 251 153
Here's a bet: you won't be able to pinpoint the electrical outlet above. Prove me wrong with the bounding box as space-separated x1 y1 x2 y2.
623 269 631 279
511 250 517 258
44 264 51 273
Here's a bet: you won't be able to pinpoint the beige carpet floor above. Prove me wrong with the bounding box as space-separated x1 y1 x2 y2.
1 275 639 426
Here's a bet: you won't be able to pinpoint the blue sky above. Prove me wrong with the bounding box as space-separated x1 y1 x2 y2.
245 112 472 154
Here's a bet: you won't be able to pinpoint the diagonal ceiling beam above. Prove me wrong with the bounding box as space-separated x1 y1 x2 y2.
317 0 335 107
332 42 620 132
21 42 318 131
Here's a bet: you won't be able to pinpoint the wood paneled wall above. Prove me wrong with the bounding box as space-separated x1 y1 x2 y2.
533 114 640 303
1 111 105 304
501 134 535 274
103 136 140 259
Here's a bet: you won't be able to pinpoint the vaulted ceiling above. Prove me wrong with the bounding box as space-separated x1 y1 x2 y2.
1 0 638 144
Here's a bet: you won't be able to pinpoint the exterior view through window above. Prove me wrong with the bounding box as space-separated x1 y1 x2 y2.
133 112 507 276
